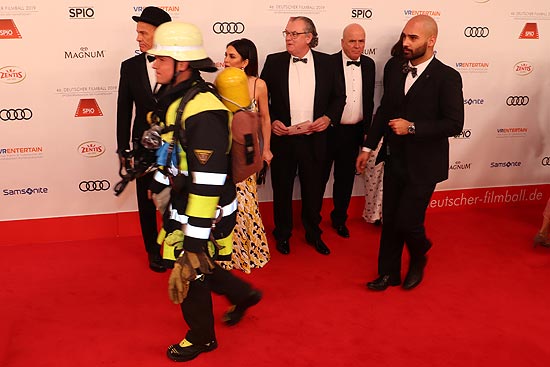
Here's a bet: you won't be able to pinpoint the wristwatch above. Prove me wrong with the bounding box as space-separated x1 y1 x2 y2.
408 123 416 135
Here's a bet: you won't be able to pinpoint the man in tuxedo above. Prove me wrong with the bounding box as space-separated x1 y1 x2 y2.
323 23 375 239
356 15 464 290
260 16 346 255
116 6 171 272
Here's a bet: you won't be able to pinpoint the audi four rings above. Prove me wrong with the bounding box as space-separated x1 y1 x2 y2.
212 22 245 34
542 157 550 166
464 27 489 37
79 180 110 192
506 96 530 106
0 108 33 121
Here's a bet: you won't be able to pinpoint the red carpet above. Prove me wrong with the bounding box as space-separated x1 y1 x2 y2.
1 200 550 367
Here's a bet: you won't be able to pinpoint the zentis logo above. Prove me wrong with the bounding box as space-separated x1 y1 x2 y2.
0 19 21 39
78 141 105 157
75 99 103 117
514 61 533 76
519 23 538 39
0 66 26 84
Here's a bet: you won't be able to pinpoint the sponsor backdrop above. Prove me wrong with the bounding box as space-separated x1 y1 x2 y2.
1 0 549 222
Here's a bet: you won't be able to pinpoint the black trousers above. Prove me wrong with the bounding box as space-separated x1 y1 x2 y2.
323 123 363 226
180 264 253 344
271 134 325 242
135 171 160 256
378 160 435 277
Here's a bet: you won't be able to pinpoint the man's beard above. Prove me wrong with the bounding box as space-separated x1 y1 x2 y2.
404 42 427 61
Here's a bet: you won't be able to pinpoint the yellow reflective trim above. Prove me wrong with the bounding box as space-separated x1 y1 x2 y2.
208 232 233 257
186 194 219 218
163 242 177 261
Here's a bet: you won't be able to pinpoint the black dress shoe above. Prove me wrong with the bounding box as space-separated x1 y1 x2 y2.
166 339 217 362
148 253 167 273
307 238 331 255
402 256 427 290
366 275 401 291
223 289 262 326
332 223 350 238
276 239 290 254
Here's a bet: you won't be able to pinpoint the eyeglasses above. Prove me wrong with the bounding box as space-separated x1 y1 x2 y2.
282 30 309 39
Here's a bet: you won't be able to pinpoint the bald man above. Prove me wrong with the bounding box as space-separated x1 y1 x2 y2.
323 24 375 238
356 15 464 291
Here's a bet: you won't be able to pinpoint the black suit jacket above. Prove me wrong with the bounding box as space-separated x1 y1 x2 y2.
365 56 464 184
332 51 376 134
116 53 157 153
260 50 346 158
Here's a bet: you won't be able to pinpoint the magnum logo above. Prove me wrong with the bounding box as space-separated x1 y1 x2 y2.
75 99 103 117
0 19 21 39
519 23 538 39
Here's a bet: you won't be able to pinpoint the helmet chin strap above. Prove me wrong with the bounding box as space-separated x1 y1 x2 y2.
170 60 190 85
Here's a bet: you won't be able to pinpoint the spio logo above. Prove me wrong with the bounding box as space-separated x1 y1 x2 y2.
79 180 110 192
454 129 472 139
1 108 32 121
542 157 550 166
351 8 373 19
69 7 95 19
506 96 529 106
514 61 533 76
78 141 105 157
212 22 245 34
519 23 538 39
464 27 489 38
0 19 21 39
0 66 26 84
75 99 103 117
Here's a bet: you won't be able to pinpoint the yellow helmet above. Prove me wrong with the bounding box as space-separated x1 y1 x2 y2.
148 21 208 61
214 67 251 112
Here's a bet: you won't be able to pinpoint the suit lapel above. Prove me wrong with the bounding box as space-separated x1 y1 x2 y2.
405 58 437 101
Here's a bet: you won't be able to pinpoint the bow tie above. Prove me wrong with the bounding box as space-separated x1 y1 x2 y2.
292 57 307 63
146 55 156 63
347 60 361 67
402 64 418 78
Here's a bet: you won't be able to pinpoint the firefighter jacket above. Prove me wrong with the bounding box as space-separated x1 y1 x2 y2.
151 74 237 261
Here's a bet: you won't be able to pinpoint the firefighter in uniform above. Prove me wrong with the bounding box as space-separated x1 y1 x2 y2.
144 21 262 362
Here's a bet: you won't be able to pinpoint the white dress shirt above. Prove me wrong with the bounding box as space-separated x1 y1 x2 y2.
340 54 363 125
289 49 315 125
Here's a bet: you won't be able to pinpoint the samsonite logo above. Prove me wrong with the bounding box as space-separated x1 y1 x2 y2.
75 99 103 117
78 141 105 157
0 66 26 84
0 19 21 39
514 61 533 76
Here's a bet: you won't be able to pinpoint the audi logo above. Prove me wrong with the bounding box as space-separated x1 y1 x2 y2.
506 96 529 106
212 22 245 34
0 108 33 121
464 27 489 38
542 157 550 166
79 180 110 192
